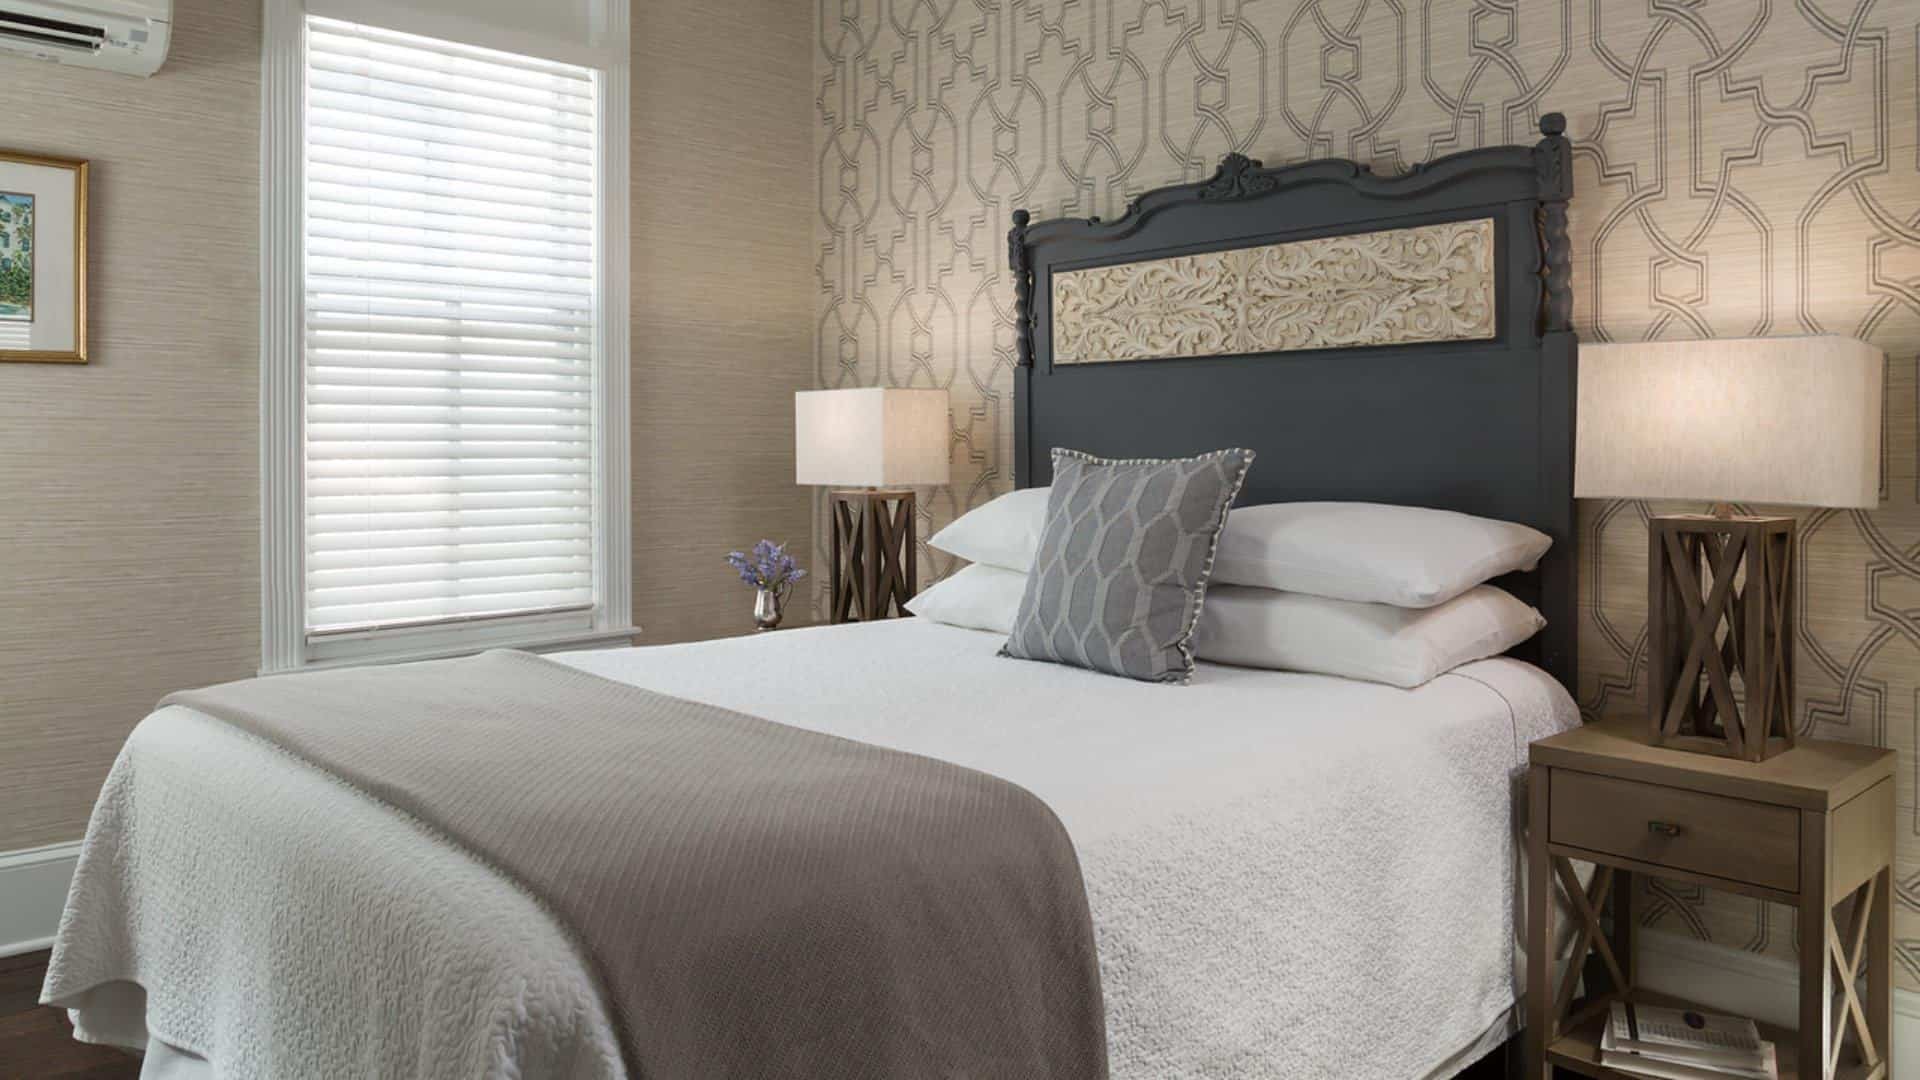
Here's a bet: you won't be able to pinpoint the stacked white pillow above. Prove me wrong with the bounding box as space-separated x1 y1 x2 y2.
913 488 1551 688
927 486 1052 577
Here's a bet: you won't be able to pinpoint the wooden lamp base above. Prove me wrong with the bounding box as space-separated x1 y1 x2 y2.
1647 513 1795 761
828 488 917 623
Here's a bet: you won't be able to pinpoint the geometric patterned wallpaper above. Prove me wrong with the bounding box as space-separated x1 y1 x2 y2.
814 1 1920 994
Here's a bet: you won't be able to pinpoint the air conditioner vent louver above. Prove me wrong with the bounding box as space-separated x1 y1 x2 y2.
0 28 97 52
2 10 104 39
0 27 100 52
0 0 169 75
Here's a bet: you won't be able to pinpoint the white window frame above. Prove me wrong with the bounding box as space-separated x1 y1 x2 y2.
260 0 633 672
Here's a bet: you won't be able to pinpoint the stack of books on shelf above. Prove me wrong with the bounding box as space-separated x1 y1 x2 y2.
1598 1002 1778 1080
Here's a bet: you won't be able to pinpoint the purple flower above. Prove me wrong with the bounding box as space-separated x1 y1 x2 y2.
725 540 807 594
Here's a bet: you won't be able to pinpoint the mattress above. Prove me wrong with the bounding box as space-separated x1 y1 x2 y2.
42 617 1579 1079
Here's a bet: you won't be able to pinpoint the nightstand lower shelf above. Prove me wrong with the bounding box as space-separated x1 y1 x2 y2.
1546 989 1887 1080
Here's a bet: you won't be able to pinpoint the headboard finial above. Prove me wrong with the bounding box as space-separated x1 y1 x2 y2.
1532 115 1573 332
1533 117 1571 198
1008 209 1035 367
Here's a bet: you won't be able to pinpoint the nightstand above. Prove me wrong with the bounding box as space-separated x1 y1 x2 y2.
1525 720 1895 1080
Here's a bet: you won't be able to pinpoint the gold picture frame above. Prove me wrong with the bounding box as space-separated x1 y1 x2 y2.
0 150 88 364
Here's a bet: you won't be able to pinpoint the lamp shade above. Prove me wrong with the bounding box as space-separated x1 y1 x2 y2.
795 388 951 488
1575 335 1882 509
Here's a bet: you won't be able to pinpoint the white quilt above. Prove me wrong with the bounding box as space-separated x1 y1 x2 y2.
43 618 1577 1079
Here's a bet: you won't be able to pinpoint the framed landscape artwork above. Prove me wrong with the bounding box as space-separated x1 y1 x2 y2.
0 150 87 363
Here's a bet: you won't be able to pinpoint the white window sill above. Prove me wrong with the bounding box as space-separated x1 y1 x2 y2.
264 625 642 675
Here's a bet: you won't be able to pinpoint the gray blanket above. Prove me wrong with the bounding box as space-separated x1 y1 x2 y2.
165 649 1106 1079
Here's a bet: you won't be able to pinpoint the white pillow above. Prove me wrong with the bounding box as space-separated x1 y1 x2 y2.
912 564 1543 687
906 563 1027 634
927 487 1053 571
932 493 1551 609
1193 584 1546 688
1210 502 1552 608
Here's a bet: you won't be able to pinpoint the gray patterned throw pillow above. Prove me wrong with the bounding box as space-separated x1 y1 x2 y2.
1001 448 1255 683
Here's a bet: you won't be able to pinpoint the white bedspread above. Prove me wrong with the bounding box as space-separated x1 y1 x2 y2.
43 618 1577 1079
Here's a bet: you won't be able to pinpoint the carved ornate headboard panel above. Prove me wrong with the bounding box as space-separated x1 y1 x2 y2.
1009 114 1577 690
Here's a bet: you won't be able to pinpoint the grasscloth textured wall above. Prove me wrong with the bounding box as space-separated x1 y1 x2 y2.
0 0 261 852
0 0 817 850
814 1 1920 990
632 0 816 644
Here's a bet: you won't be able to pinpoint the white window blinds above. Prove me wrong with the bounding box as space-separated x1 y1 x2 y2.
302 16 599 636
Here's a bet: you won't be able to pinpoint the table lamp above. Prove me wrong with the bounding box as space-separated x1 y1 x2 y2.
1576 335 1883 761
795 388 951 622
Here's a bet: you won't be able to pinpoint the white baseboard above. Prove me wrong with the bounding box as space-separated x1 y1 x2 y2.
1638 928 1916 1068
0 841 81 958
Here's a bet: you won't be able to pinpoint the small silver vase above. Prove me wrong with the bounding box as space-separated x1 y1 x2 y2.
752 587 784 631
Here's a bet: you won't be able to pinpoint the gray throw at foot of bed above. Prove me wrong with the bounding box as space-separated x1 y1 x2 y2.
164 650 1107 1080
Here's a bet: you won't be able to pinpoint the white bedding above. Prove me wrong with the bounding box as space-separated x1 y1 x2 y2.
43 618 1578 1079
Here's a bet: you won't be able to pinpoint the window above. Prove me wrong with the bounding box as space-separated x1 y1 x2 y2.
263 4 631 671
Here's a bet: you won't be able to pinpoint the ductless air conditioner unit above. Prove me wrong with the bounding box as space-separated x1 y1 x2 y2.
0 0 169 77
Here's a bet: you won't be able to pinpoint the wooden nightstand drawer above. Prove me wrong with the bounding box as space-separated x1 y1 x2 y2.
1549 770 1800 893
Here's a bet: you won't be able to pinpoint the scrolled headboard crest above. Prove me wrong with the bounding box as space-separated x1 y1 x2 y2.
1198 152 1277 202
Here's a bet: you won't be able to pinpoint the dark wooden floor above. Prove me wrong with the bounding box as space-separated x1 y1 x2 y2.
0 951 138 1079
1459 1042 1514 1079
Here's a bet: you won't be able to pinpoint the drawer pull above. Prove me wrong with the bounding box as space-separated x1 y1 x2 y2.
1647 821 1684 838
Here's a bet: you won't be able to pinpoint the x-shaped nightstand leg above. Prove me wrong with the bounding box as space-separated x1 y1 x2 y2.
1822 872 1888 1077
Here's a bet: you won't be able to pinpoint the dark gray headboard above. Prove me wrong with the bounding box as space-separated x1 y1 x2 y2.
1009 114 1577 691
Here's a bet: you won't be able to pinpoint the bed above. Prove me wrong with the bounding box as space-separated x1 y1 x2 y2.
43 113 1580 1078
46 621 1577 1078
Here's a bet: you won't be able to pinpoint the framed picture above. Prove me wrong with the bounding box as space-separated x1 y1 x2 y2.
0 150 87 364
